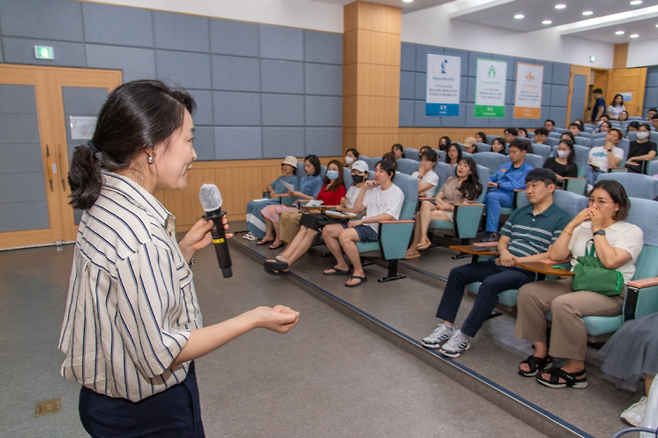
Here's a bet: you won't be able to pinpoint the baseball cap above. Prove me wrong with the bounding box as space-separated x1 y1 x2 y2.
351 160 368 173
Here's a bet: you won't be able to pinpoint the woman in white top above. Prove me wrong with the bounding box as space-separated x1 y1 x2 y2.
608 94 627 120
515 180 643 389
59 80 299 436
412 149 440 198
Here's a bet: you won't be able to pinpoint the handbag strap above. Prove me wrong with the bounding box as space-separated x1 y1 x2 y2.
586 239 595 257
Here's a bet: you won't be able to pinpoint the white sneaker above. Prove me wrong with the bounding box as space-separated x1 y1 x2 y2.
421 323 455 349
621 396 647 427
439 329 471 358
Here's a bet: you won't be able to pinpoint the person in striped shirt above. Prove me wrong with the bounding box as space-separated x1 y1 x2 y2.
420 168 571 359
59 80 299 437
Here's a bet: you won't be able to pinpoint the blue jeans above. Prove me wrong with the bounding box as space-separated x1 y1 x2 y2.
585 167 603 187
436 259 535 337
484 190 512 233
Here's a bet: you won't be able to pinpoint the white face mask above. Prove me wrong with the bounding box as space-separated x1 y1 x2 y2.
345 156 354 165
636 131 650 140
557 150 570 158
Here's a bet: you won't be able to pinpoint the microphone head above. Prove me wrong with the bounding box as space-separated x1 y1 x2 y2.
199 184 222 212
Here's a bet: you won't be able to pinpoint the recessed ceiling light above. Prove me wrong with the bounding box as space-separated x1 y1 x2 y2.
582 11 593 16
514 14 524 19
555 4 566 9
616 30 625 35
542 20 552 25
630 0 642 4
402 0 413 3
630 34 639 38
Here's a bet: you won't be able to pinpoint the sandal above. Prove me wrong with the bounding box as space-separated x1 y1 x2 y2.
518 355 553 377
264 267 287 276
345 275 367 287
256 239 273 245
264 259 289 271
536 367 587 389
324 267 352 276
269 241 285 250
416 238 432 251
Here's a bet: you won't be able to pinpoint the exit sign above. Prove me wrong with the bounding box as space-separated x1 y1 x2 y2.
34 46 54 60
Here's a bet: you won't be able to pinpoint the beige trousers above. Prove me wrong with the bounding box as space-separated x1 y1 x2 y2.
280 210 302 243
515 278 624 361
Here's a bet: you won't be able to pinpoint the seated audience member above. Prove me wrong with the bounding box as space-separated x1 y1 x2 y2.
419 145 432 157
652 114 658 131
264 161 363 274
382 152 397 170
482 139 534 242
517 128 528 138
491 137 506 155
413 149 439 197
278 160 347 245
561 131 575 143
618 110 629 123
598 120 612 133
391 143 405 159
600 114 610 123
344 148 360 168
599 313 658 426
405 157 482 259
463 137 478 154
475 132 488 144
438 136 451 152
568 122 582 138
421 169 570 357
608 94 626 120
503 127 518 144
573 119 585 131
321 160 404 287
245 156 299 240
647 108 657 122
259 155 323 248
588 128 624 184
626 123 657 173
544 119 556 133
515 180 643 389
627 121 641 134
446 143 462 165
543 139 578 186
534 127 549 145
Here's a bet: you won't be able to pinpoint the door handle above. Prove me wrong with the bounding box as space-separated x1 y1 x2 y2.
45 144 54 192
57 144 66 191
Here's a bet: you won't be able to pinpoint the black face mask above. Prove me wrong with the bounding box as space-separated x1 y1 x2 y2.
352 174 365 184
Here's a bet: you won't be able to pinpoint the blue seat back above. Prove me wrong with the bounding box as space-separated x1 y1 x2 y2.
477 142 491 152
524 153 544 169
433 162 452 192
548 131 561 139
647 161 658 176
362 157 381 170
574 136 591 147
403 148 420 161
597 173 658 200
433 149 447 163
531 144 551 161
396 158 419 176
474 164 489 203
627 131 637 142
393 172 419 220
544 137 559 146
471 152 510 175
626 198 658 319
579 131 592 139
516 189 587 219
592 137 605 147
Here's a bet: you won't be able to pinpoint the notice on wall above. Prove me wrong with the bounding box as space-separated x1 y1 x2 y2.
514 63 544 119
474 59 507 118
426 53 461 117
70 116 97 140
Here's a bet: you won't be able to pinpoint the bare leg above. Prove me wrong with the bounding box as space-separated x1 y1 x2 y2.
322 224 350 272
284 228 318 266
645 374 654 396
339 228 363 285
271 220 283 246
417 201 436 246
539 358 586 383
260 218 274 242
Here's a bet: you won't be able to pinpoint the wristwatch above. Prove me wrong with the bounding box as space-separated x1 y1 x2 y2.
593 230 606 237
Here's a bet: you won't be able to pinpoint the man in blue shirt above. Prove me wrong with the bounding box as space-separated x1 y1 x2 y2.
591 88 606 123
482 139 533 242
420 168 571 358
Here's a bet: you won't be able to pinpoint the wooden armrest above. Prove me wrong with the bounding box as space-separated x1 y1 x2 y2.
609 167 627 172
379 220 415 224
513 189 526 192
471 241 498 248
563 177 586 181
626 277 658 289
418 197 434 201
454 203 484 207
536 257 571 264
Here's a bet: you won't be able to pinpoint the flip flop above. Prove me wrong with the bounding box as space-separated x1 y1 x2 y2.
345 275 367 287
264 267 287 276
269 242 285 250
324 267 352 276
256 239 273 246
264 259 289 271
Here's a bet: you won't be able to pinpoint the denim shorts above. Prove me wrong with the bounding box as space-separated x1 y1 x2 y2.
341 222 378 243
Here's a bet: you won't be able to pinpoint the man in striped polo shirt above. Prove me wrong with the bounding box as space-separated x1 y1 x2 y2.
421 168 571 358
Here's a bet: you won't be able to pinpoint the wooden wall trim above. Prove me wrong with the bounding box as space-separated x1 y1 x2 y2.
613 43 629 70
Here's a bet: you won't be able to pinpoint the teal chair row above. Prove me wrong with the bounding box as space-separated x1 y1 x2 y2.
597 173 658 200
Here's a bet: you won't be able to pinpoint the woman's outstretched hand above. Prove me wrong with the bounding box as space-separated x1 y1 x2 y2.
251 305 300 333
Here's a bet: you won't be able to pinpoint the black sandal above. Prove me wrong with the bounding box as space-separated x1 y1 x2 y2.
536 367 587 389
518 355 553 377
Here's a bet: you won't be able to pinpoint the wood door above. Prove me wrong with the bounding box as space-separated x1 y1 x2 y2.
0 65 121 250
606 68 647 117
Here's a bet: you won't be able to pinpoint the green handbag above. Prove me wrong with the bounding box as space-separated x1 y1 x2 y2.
571 240 624 296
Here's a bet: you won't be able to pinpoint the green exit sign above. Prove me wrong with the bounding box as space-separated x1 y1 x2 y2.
34 46 54 60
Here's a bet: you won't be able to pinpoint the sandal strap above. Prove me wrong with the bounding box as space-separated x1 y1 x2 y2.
545 367 586 385
520 355 551 374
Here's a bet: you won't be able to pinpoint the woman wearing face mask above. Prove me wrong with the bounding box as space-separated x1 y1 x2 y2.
344 148 360 168
626 123 657 173
543 139 578 187
439 136 452 152
277 160 348 245
264 161 367 274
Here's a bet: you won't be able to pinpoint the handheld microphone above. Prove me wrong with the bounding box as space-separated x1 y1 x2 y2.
199 184 232 278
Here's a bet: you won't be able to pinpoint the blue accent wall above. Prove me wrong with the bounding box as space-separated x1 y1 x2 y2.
400 42 571 129
644 65 658 119
0 0 343 160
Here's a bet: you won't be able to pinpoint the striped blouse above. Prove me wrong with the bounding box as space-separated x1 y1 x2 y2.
58 172 202 402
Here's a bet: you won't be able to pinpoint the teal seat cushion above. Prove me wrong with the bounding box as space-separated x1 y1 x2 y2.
355 241 379 253
582 315 624 337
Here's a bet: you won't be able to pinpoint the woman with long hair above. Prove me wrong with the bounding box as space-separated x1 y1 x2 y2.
445 143 462 165
608 94 626 120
